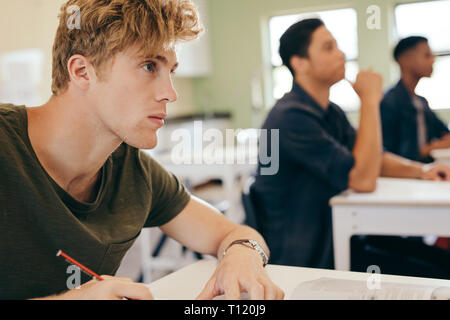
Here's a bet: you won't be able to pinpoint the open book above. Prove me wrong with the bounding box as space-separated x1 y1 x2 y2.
289 277 450 300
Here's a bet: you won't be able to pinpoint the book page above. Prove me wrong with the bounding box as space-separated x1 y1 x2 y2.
289 277 450 300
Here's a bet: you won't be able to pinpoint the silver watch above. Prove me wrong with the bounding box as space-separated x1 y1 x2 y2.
222 239 269 267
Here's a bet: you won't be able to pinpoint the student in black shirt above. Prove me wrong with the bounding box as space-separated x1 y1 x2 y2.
381 36 450 163
252 19 450 270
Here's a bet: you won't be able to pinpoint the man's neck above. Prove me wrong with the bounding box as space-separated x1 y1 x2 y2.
27 93 122 202
400 71 420 96
294 75 330 109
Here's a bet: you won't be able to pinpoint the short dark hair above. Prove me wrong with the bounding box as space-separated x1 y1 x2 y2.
393 36 429 61
279 18 324 75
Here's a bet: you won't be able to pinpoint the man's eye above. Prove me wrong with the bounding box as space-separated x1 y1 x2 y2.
143 62 157 72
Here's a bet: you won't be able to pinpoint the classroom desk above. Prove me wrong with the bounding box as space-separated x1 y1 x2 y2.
142 147 258 205
330 177 450 271
147 259 450 300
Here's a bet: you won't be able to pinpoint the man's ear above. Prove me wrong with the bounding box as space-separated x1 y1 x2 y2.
290 55 309 76
67 54 95 91
397 51 415 71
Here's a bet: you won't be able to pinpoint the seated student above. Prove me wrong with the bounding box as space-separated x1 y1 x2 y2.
381 36 450 258
381 36 450 163
0 0 284 300
252 18 450 270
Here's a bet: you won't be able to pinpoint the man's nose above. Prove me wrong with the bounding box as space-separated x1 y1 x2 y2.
156 76 178 103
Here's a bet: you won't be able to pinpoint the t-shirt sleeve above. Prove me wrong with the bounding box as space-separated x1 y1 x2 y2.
139 151 191 228
280 107 355 192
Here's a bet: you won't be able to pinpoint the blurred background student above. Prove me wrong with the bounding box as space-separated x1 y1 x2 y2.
381 36 450 164
250 18 450 279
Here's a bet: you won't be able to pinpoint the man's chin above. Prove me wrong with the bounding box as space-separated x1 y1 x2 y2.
136 142 158 150
329 73 345 86
330 67 346 85
123 137 158 150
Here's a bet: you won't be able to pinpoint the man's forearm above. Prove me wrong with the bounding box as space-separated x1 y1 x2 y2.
349 100 383 189
381 152 424 179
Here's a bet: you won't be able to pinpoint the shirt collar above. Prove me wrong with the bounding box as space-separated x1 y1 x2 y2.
291 81 330 118
395 80 417 110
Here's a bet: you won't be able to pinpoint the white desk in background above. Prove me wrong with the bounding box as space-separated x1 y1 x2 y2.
147 259 450 300
330 177 450 271
431 148 450 166
142 147 258 207
138 147 258 283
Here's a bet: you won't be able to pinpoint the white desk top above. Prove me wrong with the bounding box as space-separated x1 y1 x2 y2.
330 178 450 206
147 259 450 300
431 148 450 159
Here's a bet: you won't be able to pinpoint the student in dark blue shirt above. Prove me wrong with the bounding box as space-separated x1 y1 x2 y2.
252 19 450 270
381 36 450 163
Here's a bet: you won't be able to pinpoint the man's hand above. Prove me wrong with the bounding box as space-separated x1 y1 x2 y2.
196 246 284 300
350 69 383 106
421 163 450 181
160 197 284 300
37 275 154 300
420 136 450 157
346 69 384 192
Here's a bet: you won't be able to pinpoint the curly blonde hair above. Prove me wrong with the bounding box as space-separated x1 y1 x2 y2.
51 0 202 95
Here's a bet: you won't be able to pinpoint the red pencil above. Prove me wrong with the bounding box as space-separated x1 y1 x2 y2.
57 250 104 281
57 250 138 300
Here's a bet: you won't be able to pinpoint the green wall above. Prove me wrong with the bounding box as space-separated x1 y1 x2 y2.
192 0 450 129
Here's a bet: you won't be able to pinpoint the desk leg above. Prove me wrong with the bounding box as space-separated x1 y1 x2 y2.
332 207 353 271
139 228 153 283
223 173 235 206
222 166 237 220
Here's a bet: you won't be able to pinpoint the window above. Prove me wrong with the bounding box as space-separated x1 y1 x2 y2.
268 8 359 111
395 0 450 110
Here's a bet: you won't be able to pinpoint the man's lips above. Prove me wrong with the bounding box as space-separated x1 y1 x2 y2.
148 113 167 127
148 113 167 120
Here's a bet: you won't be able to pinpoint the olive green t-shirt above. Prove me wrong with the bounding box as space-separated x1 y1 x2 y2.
0 104 191 299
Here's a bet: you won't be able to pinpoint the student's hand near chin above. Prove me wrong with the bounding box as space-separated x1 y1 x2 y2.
421 163 450 181
350 69 383 106
196 246 285 300
34 275 154 300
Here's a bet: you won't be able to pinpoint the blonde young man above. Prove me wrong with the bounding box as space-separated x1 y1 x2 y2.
0 0 284 300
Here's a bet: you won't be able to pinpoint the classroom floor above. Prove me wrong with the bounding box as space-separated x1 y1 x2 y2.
115 180 246 283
